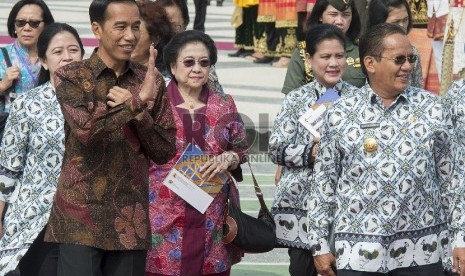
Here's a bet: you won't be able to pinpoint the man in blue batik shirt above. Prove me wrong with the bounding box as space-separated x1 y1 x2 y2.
308 23 465 276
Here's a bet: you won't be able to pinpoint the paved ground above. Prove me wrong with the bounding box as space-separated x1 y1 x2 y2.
0 0 291 274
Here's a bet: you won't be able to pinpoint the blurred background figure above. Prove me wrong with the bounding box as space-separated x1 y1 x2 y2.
0 0 54 112
132 0 174 74
426 0 448 82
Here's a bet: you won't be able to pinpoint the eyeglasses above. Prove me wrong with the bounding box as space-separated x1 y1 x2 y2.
180 58 211 68
373 54 418 66
15 19 44 28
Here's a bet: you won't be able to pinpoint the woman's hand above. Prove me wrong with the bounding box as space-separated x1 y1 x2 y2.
200 151 238 181
309 134 321 164
0 66 20 94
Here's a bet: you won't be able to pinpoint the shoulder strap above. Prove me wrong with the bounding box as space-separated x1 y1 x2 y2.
247 160 268 210
1 47 12 68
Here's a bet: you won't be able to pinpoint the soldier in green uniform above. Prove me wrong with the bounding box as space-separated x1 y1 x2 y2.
281 0 365 94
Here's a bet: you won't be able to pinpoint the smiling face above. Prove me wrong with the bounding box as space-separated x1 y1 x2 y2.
92 2 141 71
41 31 83 86
306 38 346 88
320 4 352 35
15 4 45 50
170 42 210 93
386 6 410 32
368 33 413 98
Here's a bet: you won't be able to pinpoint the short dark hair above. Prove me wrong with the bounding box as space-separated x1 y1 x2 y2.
7 0 55 38
306 0 361 43
89 0 137 24
306 23 346 56
37 22 85 85
359 23 407 75
137 1 174 71
164 30 217 77
366 0 413 33
155 0 190 27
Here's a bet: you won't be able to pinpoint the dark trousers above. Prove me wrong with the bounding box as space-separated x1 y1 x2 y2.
338 261 444 276
57 244 147 276
264 22 280 57
194 0 207 32
6 226 59 276
288 248 317 276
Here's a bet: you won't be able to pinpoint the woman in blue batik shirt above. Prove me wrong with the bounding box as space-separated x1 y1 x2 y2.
268 24 358 276
0 0 54 112
0 23 84 276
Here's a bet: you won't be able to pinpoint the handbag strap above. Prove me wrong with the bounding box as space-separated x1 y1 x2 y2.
247 160 268 210
1 47 12 68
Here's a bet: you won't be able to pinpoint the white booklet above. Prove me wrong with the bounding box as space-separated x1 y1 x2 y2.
163 143 229 213
298 88 340 138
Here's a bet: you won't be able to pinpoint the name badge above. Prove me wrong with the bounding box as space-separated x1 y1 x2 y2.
360 123 380 129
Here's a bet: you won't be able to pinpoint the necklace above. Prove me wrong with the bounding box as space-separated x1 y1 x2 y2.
178 89 200 110
187 100 195 109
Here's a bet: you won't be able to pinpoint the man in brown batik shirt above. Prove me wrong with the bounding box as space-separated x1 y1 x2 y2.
44 0 176 275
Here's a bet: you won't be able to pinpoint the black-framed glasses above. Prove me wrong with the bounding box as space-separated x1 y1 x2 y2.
15 19 44 28
374 54 418 66
180 58 211 68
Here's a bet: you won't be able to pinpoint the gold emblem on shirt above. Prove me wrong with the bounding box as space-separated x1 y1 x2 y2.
364 138 378 153
346 57 361 68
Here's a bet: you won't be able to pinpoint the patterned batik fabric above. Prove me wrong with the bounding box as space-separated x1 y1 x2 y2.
441 79 465 272
268 80 358 249
308 84 465 273
0 82 64 274
146 82 248 275
0 40 41 111
443 79 465 146
44 50 177 251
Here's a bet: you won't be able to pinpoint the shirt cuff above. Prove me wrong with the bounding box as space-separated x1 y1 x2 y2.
452 231 465 249
309 237 331 256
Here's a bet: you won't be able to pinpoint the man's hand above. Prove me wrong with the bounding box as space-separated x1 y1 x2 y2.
0 65 20 93
314 253 336 276
139 45 161 102
453 247 465 275
107 86 132 108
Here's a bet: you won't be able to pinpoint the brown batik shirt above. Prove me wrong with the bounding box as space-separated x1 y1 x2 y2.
44 50 177 250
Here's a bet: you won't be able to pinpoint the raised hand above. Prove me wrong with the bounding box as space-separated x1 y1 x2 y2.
139 45 161 102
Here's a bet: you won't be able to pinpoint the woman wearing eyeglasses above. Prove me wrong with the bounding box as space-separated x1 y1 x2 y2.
366 0 423 88
0 22 84 276
145 30 248 276
0 0 54 112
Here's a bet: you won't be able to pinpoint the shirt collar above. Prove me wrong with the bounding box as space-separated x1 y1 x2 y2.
315 80 344 96
167 80 209 107
89 48 135 78
364 83 410 107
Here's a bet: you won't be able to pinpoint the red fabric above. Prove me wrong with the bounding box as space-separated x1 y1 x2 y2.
145 81 247 275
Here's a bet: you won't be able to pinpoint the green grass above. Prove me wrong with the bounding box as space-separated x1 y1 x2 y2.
231 264 289 276
239 199 274 211
241 174 276 186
